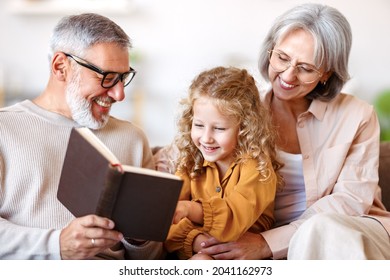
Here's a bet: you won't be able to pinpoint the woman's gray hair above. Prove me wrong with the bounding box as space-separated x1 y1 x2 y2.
48 13 131 60
258 3 352 101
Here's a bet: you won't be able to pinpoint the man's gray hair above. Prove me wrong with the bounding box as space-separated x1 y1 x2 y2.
48 13 131 60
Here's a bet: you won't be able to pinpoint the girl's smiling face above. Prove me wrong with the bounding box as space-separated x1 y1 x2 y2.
191 96 239 174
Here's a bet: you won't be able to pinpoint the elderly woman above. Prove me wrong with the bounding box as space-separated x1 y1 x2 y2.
157 3 390 259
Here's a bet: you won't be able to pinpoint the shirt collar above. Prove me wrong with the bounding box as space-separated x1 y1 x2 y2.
202 160 238 179
202 160 237 168
308 98 328 121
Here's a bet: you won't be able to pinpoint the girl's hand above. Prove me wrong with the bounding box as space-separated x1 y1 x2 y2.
172 201 191 224
172 200 204 224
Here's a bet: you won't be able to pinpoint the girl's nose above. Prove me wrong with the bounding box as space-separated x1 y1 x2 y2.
201 128 214 143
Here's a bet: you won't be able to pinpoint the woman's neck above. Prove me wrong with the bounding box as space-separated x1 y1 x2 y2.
270 93 311 120
270 93 311 154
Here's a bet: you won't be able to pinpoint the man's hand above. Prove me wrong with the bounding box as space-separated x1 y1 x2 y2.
195 231 273 260
60 215 123 260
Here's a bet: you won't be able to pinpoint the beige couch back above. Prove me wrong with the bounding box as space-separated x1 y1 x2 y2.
379 142 390 210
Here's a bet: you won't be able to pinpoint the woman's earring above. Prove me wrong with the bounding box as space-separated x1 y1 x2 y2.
322 80 327 86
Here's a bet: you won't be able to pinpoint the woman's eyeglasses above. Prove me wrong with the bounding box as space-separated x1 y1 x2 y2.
268 49 322 84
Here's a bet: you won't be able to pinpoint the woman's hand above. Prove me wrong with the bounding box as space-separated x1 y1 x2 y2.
195 231 273 260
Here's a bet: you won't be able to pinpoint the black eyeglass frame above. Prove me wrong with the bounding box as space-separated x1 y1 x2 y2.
63 52 136 88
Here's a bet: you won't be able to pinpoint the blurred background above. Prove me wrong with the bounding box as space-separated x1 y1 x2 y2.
1 0 390 146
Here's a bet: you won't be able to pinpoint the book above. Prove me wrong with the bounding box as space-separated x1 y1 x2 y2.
57 127 183 242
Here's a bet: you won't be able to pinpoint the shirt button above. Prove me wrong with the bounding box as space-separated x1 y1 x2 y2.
298 123 304 128
303 154 309 159
215 186 221 193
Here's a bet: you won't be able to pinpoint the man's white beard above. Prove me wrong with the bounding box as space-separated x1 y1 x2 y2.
65 71 110 130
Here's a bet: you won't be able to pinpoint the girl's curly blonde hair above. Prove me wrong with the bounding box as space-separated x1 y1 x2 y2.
174 66 283 187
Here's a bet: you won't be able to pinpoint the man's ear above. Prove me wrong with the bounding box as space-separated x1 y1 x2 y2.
51 52 68 81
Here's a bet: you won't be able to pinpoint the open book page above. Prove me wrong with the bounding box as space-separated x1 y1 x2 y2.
76 127 181 181
121 165 181 180
75 127 120 165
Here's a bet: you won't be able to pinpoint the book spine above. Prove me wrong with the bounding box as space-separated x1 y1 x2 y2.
95 165 123 219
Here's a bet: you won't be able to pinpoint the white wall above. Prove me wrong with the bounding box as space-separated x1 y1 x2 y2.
1 0 390 146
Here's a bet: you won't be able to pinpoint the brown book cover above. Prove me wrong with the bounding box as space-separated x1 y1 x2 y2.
57 127 183 242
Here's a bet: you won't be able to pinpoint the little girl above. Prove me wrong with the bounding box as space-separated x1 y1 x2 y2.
164 66 282 259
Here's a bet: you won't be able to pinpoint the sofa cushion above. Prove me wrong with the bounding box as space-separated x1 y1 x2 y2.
153 143 390 210
379 142 390 210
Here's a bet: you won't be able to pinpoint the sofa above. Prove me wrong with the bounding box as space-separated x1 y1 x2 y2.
153 142 390 210
379 142 390 210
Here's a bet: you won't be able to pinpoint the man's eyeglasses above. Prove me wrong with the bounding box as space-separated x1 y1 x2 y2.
267 49 322 84
64 52 136 88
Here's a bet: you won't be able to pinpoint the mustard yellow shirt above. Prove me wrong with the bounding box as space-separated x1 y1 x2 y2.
165 158 277 259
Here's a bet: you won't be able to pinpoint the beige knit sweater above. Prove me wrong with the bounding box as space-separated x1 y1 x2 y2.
0 100 162 259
